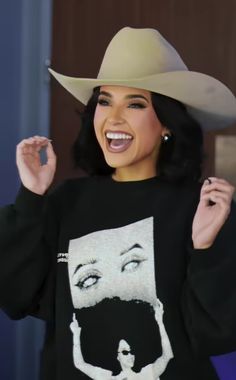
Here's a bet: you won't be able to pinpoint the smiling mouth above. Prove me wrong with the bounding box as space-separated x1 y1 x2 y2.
105 131 133 153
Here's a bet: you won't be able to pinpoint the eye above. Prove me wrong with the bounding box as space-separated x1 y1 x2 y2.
98 98 110 106
128 103 146 109
121 257 147 273
122 260 140 272
75 273 101 290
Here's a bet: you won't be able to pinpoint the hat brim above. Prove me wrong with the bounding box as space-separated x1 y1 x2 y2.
49 68 236 130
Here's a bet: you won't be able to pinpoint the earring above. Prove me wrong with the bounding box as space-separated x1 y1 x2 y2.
162 133 171 143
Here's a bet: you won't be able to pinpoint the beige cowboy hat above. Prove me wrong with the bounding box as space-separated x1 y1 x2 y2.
49 27 236 130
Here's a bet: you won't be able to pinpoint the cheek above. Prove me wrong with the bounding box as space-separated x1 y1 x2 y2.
93 107 104 141
136 122 162 148
94 106 107 128
135 111 162 138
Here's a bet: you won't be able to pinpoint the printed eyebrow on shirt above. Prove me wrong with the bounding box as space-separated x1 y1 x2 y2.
73 258 98 275
120 243 143 256
99 91 149 103
73 243 144 275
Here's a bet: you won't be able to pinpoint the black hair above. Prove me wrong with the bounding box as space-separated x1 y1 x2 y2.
72 87 205 183
76 297 162 374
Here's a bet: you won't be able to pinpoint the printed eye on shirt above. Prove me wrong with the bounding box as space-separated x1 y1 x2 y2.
67 217 173 379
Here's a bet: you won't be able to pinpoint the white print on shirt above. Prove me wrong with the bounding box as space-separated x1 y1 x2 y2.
57 253 69 263
68 217 174 379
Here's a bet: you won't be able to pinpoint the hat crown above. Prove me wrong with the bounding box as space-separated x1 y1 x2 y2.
97 27 188 79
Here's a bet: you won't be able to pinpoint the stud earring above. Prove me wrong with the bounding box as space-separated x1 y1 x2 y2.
162 133 171 143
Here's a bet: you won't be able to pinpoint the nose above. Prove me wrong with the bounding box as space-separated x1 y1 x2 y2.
107 106 124 125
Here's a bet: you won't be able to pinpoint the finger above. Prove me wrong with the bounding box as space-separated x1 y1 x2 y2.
206 177 234 186
45 142 57 166
30 136 51 145
17 139 48 153
17 141 45 157
32 135 49 139
201 192 232 209
17 136 51 146
201 190 231 202
17 142 37 157
69 322 75 333
202 181 234 196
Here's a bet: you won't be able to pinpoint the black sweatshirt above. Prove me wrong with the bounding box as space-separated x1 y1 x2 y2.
0 175 236 380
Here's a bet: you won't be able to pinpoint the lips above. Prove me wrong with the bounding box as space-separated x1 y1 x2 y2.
105 130 133 153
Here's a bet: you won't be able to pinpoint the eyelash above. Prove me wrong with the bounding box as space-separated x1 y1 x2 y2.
74 256 147 290
121 257 147 272
75 272 101 290
97 99 146 109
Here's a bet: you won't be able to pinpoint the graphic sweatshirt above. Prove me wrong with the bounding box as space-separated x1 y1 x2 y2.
0 175 236 380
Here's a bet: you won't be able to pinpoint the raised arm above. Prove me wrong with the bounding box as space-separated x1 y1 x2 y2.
149 299 174 378
0 136 57 320
70 313 113 379
182 178 236 356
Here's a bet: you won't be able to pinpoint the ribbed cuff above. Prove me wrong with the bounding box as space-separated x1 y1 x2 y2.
15 185 47 217
186 237 220 274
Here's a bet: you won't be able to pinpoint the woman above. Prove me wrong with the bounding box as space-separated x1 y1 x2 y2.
69 299 173 379
0 27 236 380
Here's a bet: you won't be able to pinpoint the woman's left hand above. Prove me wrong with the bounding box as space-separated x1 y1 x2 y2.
192 177 235 249
154 298 164 324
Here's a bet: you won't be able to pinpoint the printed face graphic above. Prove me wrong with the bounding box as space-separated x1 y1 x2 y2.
68 217 174 377
68 217 157 308
117 339 135 369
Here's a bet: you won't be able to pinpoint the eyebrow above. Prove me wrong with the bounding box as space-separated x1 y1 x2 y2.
120 243 143 256
73 258 97 275
73 243 143 275
99 91 149 103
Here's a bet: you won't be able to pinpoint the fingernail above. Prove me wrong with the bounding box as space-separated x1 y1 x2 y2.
205 178 212 185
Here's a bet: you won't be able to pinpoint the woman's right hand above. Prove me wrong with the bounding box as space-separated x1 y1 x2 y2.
16 136 57 195
70 313 82 336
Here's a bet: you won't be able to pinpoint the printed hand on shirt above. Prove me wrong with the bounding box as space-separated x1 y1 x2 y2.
154 298 164 324
192 177 235 249
70 313 82 345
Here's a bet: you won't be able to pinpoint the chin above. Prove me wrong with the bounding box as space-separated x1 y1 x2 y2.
103 154 136 169
104 159 128 169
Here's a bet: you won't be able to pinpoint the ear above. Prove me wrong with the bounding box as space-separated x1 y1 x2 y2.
161 126 171 136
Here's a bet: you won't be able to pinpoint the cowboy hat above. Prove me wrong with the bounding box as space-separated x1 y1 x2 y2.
49 27 236 130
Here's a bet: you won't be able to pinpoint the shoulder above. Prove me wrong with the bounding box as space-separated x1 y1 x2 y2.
47 175 106 212
138 363 155 376
159 180 203 224
48 175 97 200
162 179 203 208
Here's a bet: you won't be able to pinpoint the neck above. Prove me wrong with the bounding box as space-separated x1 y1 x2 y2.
112 161 157 182
121 368 134 374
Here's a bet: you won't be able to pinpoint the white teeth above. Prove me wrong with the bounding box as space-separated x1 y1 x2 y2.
106 132 133 140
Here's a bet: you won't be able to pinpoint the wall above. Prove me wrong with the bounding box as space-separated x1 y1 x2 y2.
0 0 52 379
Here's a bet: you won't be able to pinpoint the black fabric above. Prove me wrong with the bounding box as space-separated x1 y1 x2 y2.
0 175 236 380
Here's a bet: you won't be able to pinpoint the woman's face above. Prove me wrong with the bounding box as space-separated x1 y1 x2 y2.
117 339 135 370
93 85 165 177
68 217 157 309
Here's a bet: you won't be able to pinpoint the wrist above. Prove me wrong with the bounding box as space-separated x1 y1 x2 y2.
192 241 213 249
23 184 48 196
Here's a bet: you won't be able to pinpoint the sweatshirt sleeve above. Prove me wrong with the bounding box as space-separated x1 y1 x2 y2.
181 199 236 357
0 185 59 321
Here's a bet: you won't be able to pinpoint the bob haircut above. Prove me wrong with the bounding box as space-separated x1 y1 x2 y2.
72 87 205 183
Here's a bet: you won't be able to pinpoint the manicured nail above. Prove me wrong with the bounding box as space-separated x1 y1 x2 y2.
205 178 212 185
